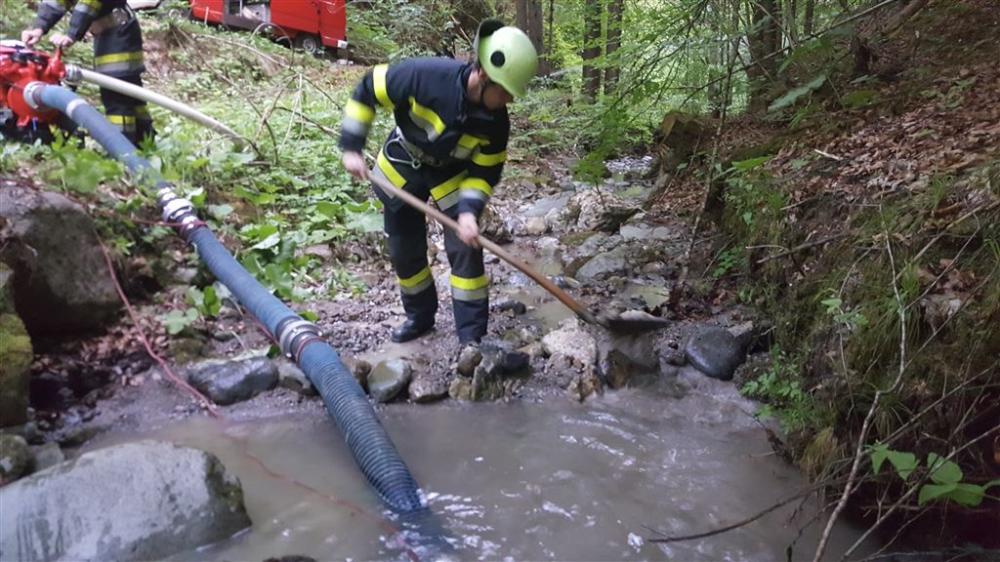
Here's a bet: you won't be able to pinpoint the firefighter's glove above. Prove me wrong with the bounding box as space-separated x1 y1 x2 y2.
341 151 368 181
21 28 43 46
457 212 481 249
50 34 74 49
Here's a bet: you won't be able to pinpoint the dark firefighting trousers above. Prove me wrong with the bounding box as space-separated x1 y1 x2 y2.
93 17 153 144
370 134 489 344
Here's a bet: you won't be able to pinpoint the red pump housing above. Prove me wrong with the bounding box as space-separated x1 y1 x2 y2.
0 44 67 127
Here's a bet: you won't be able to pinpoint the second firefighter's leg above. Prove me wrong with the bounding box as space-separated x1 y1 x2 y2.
93 16 153 145
99 85 139 143
385 206 438 338
444 225 488 344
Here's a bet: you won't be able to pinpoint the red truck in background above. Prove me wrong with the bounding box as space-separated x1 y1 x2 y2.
189 0 347 56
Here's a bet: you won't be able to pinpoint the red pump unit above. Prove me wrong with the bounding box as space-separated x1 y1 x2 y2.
1 43 67 129
189 0 348 55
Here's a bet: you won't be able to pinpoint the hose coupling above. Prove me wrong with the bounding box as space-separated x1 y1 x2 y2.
63 65 82 86
276 317 323 361
21 82 45 110
156 187 178 208
162 196 195 225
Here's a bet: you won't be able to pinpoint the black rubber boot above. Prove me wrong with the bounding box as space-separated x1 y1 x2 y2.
391 320 434 343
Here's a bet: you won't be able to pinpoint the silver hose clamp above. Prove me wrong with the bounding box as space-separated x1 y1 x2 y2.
162 197 194 224
277 318 322 360
22 82 45 111
63 65 82 86
156 187 177 207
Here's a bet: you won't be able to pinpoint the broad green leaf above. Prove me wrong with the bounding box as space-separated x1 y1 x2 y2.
926 453 963 485
769 75 828 112
345 210 383 233
918 483 956 506
870 443 889 474
203 285 221 317
314 201 342 219
887 450 917 480
948 483 987 507
299 310 319 322
249 232 282 251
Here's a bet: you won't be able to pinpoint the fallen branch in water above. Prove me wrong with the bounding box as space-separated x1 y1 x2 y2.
644 478 845 543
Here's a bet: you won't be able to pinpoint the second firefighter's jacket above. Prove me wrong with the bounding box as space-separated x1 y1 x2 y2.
339 57 510 218
33 0 145 77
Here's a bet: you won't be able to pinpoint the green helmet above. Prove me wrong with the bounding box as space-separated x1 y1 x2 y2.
474 19 538 98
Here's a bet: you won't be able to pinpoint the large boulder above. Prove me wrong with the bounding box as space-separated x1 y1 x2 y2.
0 187 122 336
0 263 33 427
0 440 251 561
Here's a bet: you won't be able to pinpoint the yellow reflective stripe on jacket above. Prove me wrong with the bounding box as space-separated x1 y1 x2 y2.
459 177 493 197
376 150 406 188
451 134 488 159
457 134 486 150
472 149 506 167
373 64 392 109
429 171 466 201
95 51 144 66
450 274 489 290
345 99 375 124
107 114 136 125
408 97 445 139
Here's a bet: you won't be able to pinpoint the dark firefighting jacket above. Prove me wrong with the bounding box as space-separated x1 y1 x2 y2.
33 0 145 78
339 57 510 218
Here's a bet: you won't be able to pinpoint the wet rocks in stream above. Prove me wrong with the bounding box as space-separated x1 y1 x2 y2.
0 433 31 483
449 344 530 401
367 358 412 403
684 327 747 381
187 357 279 405
0 440 251 561
29 441 64 472
274 358 318 397
408 372 449 403
571 189 640 232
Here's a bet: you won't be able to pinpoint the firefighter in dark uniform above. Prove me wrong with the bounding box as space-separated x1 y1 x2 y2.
22 0 154 144
340 20 537 346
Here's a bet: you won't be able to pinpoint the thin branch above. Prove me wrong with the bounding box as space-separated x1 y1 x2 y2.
812 224 908 562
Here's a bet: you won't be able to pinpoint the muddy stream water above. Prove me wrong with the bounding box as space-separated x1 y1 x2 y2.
75 161 872 560
86 375 871 561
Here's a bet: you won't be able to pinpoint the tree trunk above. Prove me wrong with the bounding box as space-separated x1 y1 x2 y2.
547 0 555 73
746 0 783 112
604 0 624 95
516 0 549 75
803 0 816 36
787 0 798 44
581 0 603 101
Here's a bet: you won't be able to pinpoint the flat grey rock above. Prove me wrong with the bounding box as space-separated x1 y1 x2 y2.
684 327 745 381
